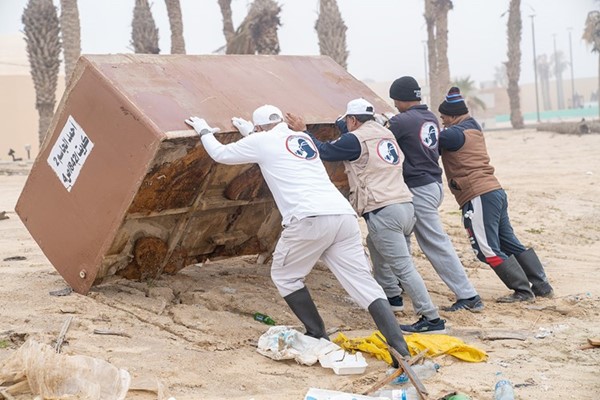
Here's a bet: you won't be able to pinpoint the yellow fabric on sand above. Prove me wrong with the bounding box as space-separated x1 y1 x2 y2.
333 331 487 364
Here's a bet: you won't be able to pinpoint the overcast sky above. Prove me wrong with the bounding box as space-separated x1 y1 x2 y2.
0 0 597 85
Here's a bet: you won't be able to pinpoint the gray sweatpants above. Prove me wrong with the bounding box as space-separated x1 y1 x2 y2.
270 214 386 309
365 203 439 320
410 182 478 300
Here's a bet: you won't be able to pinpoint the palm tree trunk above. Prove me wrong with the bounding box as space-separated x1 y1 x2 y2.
38 104 55 145
435 0 452 105
424 0 438 108
59 0 80 84
598 52 600 118
506 0 524 128
23 0 61 145
218 0 234 45
165 0 185 54
315 0 348 69
131 0 160 54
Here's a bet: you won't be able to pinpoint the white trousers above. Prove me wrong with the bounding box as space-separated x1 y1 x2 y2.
271 214 386 309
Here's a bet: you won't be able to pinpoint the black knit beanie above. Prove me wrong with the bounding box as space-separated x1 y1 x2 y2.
438 87 469 116
389 76 422 101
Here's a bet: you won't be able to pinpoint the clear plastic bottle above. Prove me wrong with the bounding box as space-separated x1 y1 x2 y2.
375 387 418 400
493 373 515 400
389 360 440 384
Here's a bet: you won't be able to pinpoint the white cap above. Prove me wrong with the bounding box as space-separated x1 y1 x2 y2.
252 104 283 126
341 98 375 118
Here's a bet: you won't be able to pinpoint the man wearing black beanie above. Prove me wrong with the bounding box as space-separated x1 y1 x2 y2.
387 77 484 313
438 87 554 302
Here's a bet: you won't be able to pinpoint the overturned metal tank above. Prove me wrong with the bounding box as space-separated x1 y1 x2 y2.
16 54 395 294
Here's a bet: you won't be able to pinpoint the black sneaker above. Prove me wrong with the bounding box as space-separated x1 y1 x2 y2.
442 295 485 313
388 295 404 312
399 316 447 334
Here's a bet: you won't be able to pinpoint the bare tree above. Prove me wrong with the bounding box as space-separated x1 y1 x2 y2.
218 0 235 45
59 0 80 84
583 10 600 117
226 0 281 55
131 0 160 54
505 0 524 128
22 0 61 145
315 0 348 69
424 0 453 111
165 0 185 54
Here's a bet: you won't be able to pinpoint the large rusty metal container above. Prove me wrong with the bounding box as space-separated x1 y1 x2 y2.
15 54 395 294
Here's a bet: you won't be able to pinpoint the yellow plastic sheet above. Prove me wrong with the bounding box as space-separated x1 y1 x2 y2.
333 331 487 365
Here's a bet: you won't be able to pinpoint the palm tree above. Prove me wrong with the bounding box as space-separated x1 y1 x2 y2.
165 0 185 54
218 0 235 45
22 0 61 145
424 0 453 111
315 0 348 69
505 0 524 128
59 0 80 84
131 0 160 54
452 76 486 115
537 54 552 110
550 50 568 110
583 10 600 117
226 0 281 55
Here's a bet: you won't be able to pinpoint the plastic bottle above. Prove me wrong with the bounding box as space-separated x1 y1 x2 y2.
253 312 276 325
493 373 515 400
375 387 418 400
389 360 440 384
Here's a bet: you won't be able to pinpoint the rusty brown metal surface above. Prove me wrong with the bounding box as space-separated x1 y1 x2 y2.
15 54 394 294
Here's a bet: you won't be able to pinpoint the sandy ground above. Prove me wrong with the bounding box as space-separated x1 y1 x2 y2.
0 128 599 400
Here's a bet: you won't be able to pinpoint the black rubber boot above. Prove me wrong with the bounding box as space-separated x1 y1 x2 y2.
493 255 535 303
516 248 554 298
283 286 329 340
368 298 410 366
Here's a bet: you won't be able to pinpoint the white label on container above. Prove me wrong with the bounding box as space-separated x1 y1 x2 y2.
47 115 94 192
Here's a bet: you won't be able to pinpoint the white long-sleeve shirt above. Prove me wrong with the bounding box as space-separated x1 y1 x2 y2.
201 122 356 226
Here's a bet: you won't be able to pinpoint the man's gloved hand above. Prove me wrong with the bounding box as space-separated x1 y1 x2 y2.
185 117 220 136
231 117 254 137
335 115 349 134
374 112 395 128
285 112 307 132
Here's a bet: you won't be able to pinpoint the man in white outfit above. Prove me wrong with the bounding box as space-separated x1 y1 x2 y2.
185 105 411 362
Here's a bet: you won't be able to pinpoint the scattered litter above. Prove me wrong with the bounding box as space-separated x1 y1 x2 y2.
55 316 73 353
319 349 367 375
535 324 570 339
221 287 237 294
580 337 600 350
0 339 130 400
2 256 26 262
49 287 73 297
305 387 380 400
514 378 536 388
256 326 362 372
0 211 8 220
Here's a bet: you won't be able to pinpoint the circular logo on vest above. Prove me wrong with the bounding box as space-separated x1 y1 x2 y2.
286 136 318 160
376 139 401 165
420 122 439 149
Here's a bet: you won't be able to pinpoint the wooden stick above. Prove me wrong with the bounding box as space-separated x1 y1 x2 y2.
363 349 428 395
55 316 73 353
93 329 132 338
375 333 429 400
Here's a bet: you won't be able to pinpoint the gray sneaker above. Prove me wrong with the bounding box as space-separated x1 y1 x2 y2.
442 295 484 313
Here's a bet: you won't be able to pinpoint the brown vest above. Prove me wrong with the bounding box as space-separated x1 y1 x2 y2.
441 127 501 207
344 121 412 216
